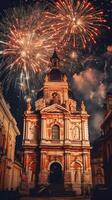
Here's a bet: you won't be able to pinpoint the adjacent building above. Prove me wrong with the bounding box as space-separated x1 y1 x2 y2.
22 51 92 195
0 86 21 190
91 136 105 187
101 101 112 186
91 93 112 187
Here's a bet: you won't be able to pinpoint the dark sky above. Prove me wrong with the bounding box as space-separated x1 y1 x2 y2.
0 0 112 44
0 0 36 9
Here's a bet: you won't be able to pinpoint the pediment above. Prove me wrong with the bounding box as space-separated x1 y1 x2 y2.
40 104 70 114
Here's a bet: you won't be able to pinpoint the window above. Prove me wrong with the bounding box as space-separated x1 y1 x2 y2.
52 125 60 140
50 92 61 105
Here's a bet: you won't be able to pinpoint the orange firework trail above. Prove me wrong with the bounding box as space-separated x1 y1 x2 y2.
45 0 107 48
0 1 109 96
0 7 56 72
0 6 56 92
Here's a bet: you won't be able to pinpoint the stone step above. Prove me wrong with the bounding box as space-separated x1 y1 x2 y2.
35 184 76 197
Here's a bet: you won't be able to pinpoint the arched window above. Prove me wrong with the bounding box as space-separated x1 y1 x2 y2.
52 125 60 140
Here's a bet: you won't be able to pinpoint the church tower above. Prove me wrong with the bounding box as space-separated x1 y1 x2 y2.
22 51 92 195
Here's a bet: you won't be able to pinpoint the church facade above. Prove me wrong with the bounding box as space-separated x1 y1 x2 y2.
22 51 92 195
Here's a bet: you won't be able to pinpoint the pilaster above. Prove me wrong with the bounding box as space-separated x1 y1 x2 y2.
65 117 70 144
64 152 71 190
39 151 48 184
41 116 47 143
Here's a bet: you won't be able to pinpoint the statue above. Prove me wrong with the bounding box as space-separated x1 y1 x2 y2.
26 97 32 112
45 75 48 82
81 101 86 112
69 100 76 113
63 75 67 82
69 101 74 113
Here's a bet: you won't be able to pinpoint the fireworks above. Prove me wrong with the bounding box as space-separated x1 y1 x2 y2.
0 0 109 96
45 0 107 48
0 6 56 93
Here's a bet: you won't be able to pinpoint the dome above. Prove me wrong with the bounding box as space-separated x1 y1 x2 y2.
48 68 63 82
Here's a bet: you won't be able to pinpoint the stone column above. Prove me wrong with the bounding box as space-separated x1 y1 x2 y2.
23 118 26 141
39 152 48 185
41 152 45 170
24 120 30 143
81 115 89 142
41 117 46 142
65 118 70 143
64 152 71 190
65 152 70 170
84 120 89 141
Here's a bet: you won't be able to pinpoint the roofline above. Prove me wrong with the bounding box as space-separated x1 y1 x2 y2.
0 91 20 135
40 103 70 114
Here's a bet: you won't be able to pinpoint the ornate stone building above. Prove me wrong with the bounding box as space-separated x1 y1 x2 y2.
91 93 112 187
0 86 21 190
22 51 92 195
100 93 112 187
91 137 105 187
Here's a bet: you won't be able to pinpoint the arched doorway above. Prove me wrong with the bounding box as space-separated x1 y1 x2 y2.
49 162 63 184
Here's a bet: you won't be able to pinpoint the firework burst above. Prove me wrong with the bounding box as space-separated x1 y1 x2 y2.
45 0 107 48
0 6 56 93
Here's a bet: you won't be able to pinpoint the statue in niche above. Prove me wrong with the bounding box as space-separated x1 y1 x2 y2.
50 92 61 105
73 126 80 140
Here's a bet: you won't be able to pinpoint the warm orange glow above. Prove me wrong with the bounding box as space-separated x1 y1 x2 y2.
45 0 107 48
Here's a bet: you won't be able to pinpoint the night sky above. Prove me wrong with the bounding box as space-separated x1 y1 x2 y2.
0 0 112 147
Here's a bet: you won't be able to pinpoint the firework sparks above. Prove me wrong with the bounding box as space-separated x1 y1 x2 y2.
45 0 107 48
0 6 56 92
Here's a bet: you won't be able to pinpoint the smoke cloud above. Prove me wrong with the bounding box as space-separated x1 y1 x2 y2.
73 68 106 105
71 67 107 141
89 112 104 142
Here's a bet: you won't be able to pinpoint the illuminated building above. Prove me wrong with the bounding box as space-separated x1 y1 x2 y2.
0 85 21 190
22 51 92 195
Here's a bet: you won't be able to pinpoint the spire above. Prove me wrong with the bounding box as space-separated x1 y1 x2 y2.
50 49 60 68
26 97 32 112
81 101 87 113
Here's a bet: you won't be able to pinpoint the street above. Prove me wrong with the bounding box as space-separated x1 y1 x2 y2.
21 196 90 200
